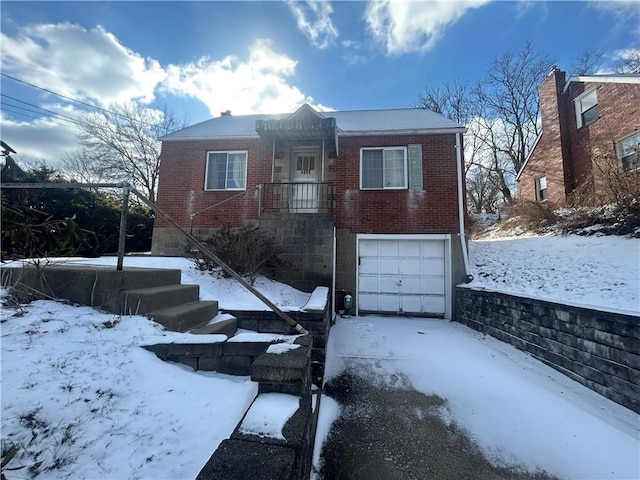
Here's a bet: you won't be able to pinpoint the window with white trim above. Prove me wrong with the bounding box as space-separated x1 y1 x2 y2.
360 147 408 189
617 132 640 171
575 88 598 128
536 175 548 201
205 151 247 190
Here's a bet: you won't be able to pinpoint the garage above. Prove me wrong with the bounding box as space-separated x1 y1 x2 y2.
357 234 450 318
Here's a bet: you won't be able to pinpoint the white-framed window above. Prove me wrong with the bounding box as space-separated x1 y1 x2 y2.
360 147 408 189
536 175 548 201
617 132 640 171
574 88 598 128
205 151 247 190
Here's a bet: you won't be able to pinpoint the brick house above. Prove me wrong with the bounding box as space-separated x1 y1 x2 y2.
516 68 640 205
152 104 470 319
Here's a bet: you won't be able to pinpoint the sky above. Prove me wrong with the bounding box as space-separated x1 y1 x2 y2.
1 0 639 167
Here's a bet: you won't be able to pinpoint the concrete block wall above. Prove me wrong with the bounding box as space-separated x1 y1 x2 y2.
456 287 640 413
258 213 334 292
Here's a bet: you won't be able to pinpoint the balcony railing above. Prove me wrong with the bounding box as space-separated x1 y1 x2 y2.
261 182 334 213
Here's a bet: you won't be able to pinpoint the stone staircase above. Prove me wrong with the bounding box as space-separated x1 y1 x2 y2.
2 264 232 335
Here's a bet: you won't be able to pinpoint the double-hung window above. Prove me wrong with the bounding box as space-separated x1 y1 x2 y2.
360 147 408 189
575 88 598 128
617 132 640 171
205 151 247 190
536 176 548 201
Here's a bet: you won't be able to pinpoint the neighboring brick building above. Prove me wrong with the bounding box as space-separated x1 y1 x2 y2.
517 68 640 205
153 104 470 318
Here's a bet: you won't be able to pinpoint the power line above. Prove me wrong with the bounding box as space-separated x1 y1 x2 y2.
0 72 126 119
1 103 79 127
0 106 80 129
1 94 82 125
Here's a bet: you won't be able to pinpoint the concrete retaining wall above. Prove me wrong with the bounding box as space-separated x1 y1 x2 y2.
456 287 640 414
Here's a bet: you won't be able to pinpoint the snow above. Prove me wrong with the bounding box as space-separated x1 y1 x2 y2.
0 299 257 479
319 316 640 480
302 286 329 312
227 332 301 343
465 234 640 314
0 256 310 478
238 393 300 440
14 256 312 311
266 343 301 354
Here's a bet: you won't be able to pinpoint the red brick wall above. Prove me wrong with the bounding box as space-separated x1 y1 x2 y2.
564 81 640 198
154 133 462 235
518 70 640 205
154 138 271 230
517 69 569 206
333 134 461 233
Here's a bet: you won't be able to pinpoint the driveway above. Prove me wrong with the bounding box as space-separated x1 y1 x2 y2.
312 316 640 480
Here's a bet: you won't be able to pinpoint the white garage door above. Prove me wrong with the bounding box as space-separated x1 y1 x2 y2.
358 237 447 316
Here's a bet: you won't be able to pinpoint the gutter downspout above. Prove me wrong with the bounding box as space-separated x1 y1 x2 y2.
455 132 473 282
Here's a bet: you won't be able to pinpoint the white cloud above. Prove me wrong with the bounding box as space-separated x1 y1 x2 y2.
286 0 339 49
162 39 327 116
0 113 81 167
364 0 490 55
0 22 166 106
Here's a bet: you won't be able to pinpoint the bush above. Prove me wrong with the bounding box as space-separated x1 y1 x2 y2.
192 225 285 285
502 200 558 233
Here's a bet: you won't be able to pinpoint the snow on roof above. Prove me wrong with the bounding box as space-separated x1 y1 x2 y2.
161 106 465 141
563 73 640 93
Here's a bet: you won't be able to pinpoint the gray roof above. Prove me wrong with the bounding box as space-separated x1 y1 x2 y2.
161 106 465 140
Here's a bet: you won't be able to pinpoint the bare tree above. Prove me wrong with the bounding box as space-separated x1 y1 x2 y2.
614 48 640 74
416 42 553 209
570 48 605 76
67 103 186 202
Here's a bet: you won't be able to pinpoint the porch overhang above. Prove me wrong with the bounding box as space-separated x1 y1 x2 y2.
255 117 339 156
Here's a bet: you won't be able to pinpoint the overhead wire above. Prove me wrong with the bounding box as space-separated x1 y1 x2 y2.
1 94 82 125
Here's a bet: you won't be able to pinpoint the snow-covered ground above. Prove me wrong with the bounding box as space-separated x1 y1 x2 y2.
316 316 640 479
2 232 639 479
466 234 639 314
0 256 310 479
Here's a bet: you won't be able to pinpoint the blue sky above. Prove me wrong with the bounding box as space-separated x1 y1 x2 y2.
1 0 639 165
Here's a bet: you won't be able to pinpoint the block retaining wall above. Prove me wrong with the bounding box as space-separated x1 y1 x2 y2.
456 287 640 414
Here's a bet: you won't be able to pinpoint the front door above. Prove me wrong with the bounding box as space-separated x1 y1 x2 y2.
292 151 319 212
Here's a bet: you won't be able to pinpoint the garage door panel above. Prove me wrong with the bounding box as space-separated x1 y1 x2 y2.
401 277 422 294
360 258 379 274
379 276 400 293
401 295 422 313
379 258 399 274
422 258 444 276
399 242 420 256
421 241 444 257
359 276 379 293
359 241 379 256
378 294 400 312
422 277 445 295
400 258 421 275
359 293 379 311
422 296 445 314
378 240 399 256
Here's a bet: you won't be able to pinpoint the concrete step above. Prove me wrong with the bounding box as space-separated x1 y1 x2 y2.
251 337 312 397
150 301 219 332
190 317 238 337
120 284 200 315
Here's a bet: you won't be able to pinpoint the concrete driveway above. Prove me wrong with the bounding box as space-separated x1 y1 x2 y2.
312 316 640 480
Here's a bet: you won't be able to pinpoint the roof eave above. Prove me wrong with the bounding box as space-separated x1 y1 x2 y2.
338 127 467 136
563 75 640 93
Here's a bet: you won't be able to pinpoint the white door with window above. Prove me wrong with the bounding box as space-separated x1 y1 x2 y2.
357 235 450 317
292 151 319 212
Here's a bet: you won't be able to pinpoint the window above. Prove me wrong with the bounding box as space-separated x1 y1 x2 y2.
617 132 640 171
575 88 598 128
536 176 548 201
205 151 247 190
360 147 407 189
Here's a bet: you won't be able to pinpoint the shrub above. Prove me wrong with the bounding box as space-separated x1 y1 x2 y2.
192 225 285 285
502 200 558 233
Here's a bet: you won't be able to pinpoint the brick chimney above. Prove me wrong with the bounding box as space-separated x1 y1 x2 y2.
537 67 570 204
221 110 232 116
